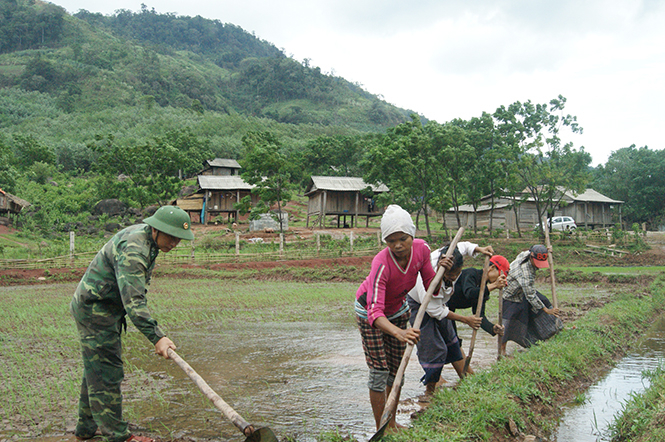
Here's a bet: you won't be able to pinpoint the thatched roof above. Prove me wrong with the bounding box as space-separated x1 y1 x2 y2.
0 189 31 210
304 176 389 195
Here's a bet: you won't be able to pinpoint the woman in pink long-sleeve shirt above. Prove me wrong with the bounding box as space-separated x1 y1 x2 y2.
354 205 436 432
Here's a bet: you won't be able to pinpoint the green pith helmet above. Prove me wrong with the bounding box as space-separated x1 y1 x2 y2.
144 205 195 240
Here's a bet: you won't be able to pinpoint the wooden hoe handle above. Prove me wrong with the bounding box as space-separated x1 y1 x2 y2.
167 348 253 435
497 288 504 360
541 217 558 308
462 254 491 375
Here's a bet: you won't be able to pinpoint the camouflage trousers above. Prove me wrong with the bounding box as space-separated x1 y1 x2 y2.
73 314 130 442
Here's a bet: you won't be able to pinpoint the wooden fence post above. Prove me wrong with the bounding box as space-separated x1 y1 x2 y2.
190 240 195 264
316 232 320 256
377 230 381 247
279 233 284 256
350 231 354 253
235 232 240 261
69 231 75 267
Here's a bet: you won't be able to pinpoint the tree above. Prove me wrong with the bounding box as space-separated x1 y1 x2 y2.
361 115 438 236
88 134 185 208
493 95 590 234
299 135 365 181
428 121 474 230
154 128 213 178
593 145 665 226
0 136 18 192
239 131 295 233
12 134 56 170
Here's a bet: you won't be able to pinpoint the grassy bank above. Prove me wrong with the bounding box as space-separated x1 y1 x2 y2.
606 278 665 442
367 276 665 442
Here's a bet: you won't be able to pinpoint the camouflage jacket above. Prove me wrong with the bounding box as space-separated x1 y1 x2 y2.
71 224 165 344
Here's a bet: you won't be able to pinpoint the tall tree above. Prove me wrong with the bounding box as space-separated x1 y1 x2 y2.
361 115 438 236
493 95 590 234
593 145 665 226
88 134 185 207
0 135 18 192
428 121 474 229
299 135 365 180
239 131 295 233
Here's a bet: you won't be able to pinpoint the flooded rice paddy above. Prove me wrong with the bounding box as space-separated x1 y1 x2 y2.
134 320 501 442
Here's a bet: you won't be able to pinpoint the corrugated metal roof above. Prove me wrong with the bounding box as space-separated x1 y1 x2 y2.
198 175 254 190
205 158 241 169
305 176 389 195
566 188 624 204
448 202 512 213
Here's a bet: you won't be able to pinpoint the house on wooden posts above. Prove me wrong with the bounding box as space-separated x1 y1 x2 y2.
0 189 31 225
197 175 259 224
199 158 241 176
304 176 390 228
444 188 623 231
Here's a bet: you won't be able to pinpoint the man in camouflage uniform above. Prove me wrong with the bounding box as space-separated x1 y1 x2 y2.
70 206 194 442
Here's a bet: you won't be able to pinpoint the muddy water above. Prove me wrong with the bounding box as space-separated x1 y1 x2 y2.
133 320 501 442
555 315 665 442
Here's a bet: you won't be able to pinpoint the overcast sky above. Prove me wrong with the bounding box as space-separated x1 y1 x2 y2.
53 0 665 166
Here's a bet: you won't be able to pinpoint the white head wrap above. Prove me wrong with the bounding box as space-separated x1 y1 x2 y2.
380 204 416 242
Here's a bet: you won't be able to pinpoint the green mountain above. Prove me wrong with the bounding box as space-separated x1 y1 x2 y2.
0 0 417 165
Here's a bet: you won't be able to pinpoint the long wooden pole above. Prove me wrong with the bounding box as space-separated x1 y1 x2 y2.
167 348 254 435
542 217 558 308
375 227 465 436
462 255 491 375
497 288 504 360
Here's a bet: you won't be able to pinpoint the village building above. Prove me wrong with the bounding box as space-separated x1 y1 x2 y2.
174 175 259 224
0 189 31 226
199 158 241 176
444 188 624 231
304 176 390 228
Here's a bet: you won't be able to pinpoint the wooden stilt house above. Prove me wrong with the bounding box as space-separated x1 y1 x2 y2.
0 189 31 225
198 175 258 224
304 176 389 228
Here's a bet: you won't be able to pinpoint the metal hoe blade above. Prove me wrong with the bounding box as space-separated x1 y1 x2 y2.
245 426 279 442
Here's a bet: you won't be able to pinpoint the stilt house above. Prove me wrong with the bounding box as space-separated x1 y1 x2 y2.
199 158 242 176
304 176 389 228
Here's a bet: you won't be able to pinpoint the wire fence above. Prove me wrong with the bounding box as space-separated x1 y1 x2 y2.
0 231 384 270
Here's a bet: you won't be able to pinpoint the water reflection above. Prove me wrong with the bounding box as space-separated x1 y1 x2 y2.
555 317 665 442
134 320 501 442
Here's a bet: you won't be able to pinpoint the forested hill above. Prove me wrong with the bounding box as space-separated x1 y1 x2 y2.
0 0 415 158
